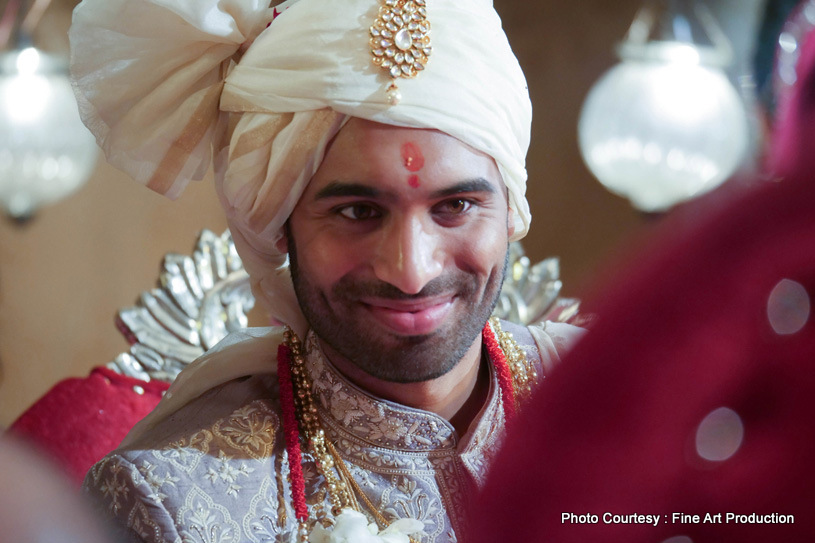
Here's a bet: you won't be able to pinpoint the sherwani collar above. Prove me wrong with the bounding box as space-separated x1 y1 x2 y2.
303 330 507 457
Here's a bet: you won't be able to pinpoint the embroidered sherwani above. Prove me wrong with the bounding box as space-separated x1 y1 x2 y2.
84 322 581 542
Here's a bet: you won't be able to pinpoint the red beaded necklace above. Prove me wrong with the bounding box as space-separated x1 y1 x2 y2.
276 341 309 523
277 320 524 538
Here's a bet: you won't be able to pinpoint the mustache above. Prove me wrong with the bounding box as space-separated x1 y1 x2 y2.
332 273 477 301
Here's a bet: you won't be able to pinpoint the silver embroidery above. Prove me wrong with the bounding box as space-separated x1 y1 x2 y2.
138 460 180 503
177 486 241 543
204 451 255 498
98 459 130 515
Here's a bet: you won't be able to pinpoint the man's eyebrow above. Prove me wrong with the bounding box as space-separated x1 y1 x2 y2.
313 178 498 200
314 182 380 200
432 178 497 198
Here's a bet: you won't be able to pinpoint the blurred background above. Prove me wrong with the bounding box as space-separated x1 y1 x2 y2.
0 0 777 426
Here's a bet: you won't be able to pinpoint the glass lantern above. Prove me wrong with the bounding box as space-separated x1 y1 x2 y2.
0 46 98 221
578 0 750 212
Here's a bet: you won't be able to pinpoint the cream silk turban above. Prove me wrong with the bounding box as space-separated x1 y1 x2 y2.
70 0 532 333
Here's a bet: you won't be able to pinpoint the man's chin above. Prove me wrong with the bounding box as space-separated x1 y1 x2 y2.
347 338 463 383
315 310 485 384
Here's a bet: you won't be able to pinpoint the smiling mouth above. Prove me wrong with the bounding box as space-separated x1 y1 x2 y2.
360 296 456 336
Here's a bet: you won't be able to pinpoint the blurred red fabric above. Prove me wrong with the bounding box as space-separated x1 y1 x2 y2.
10 367 167 486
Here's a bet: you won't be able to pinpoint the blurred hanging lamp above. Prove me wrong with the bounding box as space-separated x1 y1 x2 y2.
0 0 97 222
578 0 749 213
774 0 815 112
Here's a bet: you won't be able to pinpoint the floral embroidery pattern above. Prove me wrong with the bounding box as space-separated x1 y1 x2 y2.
139 460 181 504
213 402 278 460
177 486 241 543
244 478 292 543
127 500 169 542
381 475 445 541
204 451 255 498
157 429 213 473
98 459 130 515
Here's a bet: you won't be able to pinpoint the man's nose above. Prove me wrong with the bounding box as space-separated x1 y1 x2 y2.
372 216 443 295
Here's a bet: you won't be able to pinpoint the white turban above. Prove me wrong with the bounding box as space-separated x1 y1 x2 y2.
70 0 532 332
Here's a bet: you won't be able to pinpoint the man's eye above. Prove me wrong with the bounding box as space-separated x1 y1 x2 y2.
438 199 472 215
338 204 380 220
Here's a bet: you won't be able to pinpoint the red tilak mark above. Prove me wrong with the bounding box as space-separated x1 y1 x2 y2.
408 175 420 188
401 142 425 172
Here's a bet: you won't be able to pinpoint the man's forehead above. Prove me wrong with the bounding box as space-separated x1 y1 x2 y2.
309 118 502 187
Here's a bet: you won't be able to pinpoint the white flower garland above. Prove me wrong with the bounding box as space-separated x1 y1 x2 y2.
309 509 424 543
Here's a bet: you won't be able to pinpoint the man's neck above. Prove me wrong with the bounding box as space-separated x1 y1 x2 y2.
317 337 489 436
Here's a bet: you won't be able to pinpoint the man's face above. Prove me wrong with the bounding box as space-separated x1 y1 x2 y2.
284 118 513 383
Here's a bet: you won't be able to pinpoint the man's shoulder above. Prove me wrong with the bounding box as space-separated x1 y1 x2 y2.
497 319 542 367
122 373 283 455
499 319 586 375
84 375 286 518
83 375 289 541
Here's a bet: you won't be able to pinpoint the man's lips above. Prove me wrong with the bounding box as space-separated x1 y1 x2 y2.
360 295 455 335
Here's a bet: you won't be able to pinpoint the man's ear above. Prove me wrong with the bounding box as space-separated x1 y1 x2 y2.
506 205 515 238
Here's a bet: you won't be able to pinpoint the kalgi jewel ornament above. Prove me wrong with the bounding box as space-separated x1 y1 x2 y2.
370 0 432 105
